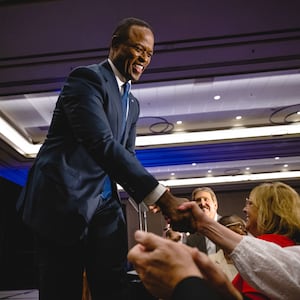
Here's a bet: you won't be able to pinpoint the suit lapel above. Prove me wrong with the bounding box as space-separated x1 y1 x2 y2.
99 61 138 144
99 61 125 139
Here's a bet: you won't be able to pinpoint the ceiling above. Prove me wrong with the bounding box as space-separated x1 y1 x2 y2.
1 0 300 191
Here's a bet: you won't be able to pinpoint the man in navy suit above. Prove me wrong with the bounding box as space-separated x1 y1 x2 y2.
17 17 192 300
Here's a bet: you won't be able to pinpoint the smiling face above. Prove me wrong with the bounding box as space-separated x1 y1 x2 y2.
243 197 259 236
109 25 154 82
193 190 218 219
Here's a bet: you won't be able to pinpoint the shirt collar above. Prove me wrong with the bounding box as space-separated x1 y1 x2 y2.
108 58 131 92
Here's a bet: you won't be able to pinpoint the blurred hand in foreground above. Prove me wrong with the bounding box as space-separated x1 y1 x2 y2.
128 230 202 299
128 230 242 300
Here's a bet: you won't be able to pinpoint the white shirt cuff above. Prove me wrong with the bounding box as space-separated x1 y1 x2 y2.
143 184 167 206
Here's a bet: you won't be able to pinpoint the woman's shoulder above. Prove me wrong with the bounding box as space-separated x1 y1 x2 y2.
258 233 296 247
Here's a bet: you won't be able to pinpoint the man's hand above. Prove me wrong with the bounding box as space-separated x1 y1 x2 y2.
177 200 212 233
191 249 243 300
128 230 243 300
156 190 197 233
127 230 202 299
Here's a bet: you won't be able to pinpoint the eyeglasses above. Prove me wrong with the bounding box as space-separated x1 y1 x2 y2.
126 42 153 58
225 222 246 230
245 197 255 207
164 223 171 231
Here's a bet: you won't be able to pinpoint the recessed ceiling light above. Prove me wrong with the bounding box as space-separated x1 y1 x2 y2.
236 116 242 120
118 171 300 190
176 120 182 125
275 156 280 160
283 164 288 168
2 114 300 157
170 172 175 176
214 95 221 100
192 162 197 166
152 171 300 188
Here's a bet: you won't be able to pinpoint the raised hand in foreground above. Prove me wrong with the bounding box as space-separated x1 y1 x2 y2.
128 230 243 300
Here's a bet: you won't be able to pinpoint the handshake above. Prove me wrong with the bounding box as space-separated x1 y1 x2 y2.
149 189 199 234
129 194 243 300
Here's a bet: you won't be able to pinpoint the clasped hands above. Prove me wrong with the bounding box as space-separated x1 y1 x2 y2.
129 201 243 300
149 189 198 233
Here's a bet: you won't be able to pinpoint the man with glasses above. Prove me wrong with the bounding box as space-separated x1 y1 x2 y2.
224 215 248 236
209 214 247 280
16 17 192 300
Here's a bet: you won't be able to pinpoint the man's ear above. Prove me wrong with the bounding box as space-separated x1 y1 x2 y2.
111 35 119 48
214 202 218 210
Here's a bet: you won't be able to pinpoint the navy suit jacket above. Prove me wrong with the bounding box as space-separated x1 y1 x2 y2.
17 60 158 244
172 277 222 300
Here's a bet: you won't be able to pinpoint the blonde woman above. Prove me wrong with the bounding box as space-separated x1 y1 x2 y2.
231 182 300 299
128 182 300 300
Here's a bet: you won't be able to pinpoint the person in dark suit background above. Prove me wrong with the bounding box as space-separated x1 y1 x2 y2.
186 186 221 254
16 17 192 300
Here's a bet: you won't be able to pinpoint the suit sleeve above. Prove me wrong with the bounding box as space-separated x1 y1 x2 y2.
172 277 250 300
60 66 158 202
171 277 222 300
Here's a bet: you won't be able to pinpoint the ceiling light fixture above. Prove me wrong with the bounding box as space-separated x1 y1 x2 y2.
0 117 39 157
136 123 300 147
1 116 300 157
117 171 300 190
159 171 300 187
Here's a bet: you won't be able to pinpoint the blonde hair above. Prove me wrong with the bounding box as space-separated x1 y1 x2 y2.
191 186 217 203
250 182 300 240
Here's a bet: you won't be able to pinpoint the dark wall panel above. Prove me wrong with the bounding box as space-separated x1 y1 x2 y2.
0 177 37 290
